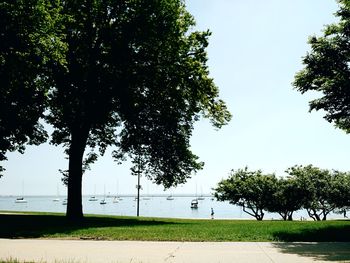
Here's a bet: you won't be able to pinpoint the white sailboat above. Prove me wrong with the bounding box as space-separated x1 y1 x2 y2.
166 194 174 200
197 187 205 200
89 196 98 201
52 184 60 202
190 199 198 209
89 185 98 201
100 185 107 205
15 197 27 203
115 180 123 201
166 189 174 200
112 182 119 203
15 181 27 203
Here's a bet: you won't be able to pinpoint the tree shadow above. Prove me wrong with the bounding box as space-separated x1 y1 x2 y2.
272 242 350 262
272 223 350 262
0 214 175 238
272 223 350 242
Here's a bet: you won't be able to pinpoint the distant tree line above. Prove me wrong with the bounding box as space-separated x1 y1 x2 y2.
214 165 350 221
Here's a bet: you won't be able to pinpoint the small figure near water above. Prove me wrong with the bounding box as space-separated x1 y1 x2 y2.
211 208 214 219
343 209 348 218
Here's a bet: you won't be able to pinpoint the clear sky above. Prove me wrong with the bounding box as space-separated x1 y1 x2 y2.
1 0 350 196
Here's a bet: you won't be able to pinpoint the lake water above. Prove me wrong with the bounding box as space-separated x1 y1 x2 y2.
0 195 343 220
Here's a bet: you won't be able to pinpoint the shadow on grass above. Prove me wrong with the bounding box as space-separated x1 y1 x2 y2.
272 223 350 261
272 223 350 242
272 242 350 262
0 214 174 239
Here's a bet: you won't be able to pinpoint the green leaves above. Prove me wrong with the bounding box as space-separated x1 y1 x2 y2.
214 167 277 220
294 0 350 133
286 165 349 220
215 165 350 221
0 0 66 176
1 0 231 217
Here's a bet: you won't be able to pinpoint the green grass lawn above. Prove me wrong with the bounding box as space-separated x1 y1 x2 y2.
0 212 349 242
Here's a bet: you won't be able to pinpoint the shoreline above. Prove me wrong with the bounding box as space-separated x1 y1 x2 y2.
0 211 349 221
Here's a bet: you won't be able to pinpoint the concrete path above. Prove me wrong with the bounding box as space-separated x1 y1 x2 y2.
0 239 350 263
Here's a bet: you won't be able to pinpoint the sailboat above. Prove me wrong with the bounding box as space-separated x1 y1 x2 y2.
52 184 60 202
115 180 123 201
15 197 27 203
15 181 27 203
89 196 98 201
112 182 119 203
197 187 205 200
166 188 174 200
166 194 174 200
89 185 98 201
190 199 198 209
196 185 205 200
100 185 107 205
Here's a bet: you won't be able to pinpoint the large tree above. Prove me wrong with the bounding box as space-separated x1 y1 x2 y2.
329 171 350 214
286 165 337 221
214 167 277 221
47 0 231 219
294 0 350 132
266 177 305 221
0 0 66 176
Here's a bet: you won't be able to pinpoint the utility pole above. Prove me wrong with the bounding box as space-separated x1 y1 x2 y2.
136 167 141 217
136 153 142 217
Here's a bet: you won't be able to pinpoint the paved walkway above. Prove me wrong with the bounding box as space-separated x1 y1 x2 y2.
0 239 350 263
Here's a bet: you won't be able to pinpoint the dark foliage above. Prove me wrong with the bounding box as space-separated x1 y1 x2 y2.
0 0 66 176
294 0 350 133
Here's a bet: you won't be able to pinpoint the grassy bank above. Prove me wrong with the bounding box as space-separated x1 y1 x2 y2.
0 212 349 242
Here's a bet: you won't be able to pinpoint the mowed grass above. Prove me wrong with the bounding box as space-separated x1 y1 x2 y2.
0 212 349 242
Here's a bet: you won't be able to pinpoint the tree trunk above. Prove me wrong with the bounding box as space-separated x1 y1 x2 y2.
256 210 264 221
66 126 90 220
307 209 320 221
280 213 287 221
256 214 264 221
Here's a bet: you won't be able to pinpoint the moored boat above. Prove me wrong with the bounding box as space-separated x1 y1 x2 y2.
191 199 198 209
89 196 98 201
15 197 27 203
166 195 174 200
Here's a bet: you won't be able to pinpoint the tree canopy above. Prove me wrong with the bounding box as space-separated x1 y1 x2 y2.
16 0 231 219
266 177 305 221
0 0 66 176
286 165 340 221
214 167 277 220
294 0 350 133
214 165 350 221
